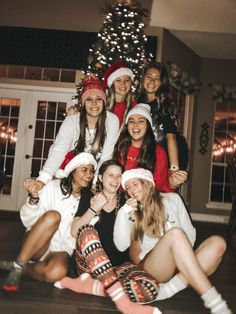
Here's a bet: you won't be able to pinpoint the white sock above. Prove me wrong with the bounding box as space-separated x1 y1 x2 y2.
156 275 187 300
201 287 232 314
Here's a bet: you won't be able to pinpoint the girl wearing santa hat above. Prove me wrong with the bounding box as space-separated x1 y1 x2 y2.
113 168 231 314
54 159 162 314
0 152 97 292
113 103 187 192
103 59 137 128
26 75 120 194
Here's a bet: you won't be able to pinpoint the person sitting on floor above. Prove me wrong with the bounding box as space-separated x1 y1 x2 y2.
54 159 162 314
0 151 97 292
113 168 232 314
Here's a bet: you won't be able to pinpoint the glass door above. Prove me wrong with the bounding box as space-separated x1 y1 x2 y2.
0 84 74 211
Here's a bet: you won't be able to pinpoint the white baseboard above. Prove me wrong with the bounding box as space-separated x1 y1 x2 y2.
191 213 229 224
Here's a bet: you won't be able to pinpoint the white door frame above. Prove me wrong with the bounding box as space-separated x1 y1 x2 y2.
0 83 75 211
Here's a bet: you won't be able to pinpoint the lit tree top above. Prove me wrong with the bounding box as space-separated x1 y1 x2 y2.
86 0 153 81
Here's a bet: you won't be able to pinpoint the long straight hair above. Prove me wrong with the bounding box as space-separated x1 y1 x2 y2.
113 120 156 171
106 82 134 129
75 102 107 158
131 180 166 241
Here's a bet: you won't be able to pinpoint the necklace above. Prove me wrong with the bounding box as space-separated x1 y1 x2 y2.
72 185 81 198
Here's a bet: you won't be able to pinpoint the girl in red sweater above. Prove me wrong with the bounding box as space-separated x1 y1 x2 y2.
113 103 187 192
103 59 137 128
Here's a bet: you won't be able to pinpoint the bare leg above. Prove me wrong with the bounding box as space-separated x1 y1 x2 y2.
2 210 62 291
25 251 69 282
143 227 212 295
156 235 226 300
143 228 231 313
194 235 226 276
19 210 61 261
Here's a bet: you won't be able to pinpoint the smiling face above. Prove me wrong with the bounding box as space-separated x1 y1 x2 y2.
84 93 104 119
113 75 132 101
143 68 161 97
127 114 148 147
99 165 122 195
73 164 94 188
125 178 143 202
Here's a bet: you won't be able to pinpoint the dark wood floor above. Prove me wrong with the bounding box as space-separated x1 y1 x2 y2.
0 213 235 314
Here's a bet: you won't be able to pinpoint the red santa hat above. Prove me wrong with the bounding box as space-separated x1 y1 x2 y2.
81 75 106 105
121 168 155 190
103 59 134 89
55 151 97 178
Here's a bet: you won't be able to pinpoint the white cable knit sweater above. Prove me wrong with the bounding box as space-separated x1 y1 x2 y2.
37 111 119 184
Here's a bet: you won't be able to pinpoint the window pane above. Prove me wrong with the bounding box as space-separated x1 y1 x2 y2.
210 99 235 203
211 183 223 202
0 98 19 195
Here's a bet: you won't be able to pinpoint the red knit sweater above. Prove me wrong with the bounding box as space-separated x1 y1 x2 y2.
113 100 137 126
121 144 173 193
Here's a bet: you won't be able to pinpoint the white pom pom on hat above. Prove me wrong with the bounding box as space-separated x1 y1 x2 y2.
121 168 155 190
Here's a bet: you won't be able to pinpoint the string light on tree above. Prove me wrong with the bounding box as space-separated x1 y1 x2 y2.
85 0 154 81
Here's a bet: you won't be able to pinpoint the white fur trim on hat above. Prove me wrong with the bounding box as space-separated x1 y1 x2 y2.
55 152 97 179
121 168 155 189
125 103 153 127
107 68 134 88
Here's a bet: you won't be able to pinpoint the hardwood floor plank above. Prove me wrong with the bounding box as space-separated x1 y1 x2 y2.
0 219 235 313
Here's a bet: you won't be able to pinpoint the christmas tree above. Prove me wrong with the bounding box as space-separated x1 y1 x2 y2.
86 0 154 81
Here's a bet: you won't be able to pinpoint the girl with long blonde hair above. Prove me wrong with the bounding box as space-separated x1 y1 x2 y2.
114 168 232 314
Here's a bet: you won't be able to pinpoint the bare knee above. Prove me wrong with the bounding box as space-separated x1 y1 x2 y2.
41 211 61 230
208 235 227 258
166 227 187 244
44 257 69 282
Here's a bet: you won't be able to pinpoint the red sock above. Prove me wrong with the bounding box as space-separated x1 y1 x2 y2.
54 273 105 296
106 281 162 314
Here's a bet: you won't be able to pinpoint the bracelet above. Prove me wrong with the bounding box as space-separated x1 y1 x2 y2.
89 207 97 214
29 196 39 205
29 194 39 200
170 164 179 171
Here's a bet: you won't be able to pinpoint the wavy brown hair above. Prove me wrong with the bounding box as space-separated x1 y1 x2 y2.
75 103 107 159
131 180 166 241
138 61 176 118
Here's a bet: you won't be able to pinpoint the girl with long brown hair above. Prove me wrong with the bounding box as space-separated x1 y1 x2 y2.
25 75 120 193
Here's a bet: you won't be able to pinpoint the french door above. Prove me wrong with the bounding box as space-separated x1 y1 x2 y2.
0 83 74 211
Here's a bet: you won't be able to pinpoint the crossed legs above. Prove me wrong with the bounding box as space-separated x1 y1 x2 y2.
143 227 231 313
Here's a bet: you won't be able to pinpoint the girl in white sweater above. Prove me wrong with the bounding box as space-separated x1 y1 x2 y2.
27 75 120 193
0 152 97 292
114 168 232 314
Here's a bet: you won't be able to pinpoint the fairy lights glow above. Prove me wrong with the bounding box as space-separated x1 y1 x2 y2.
0 125 17 142
85 0 153 80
